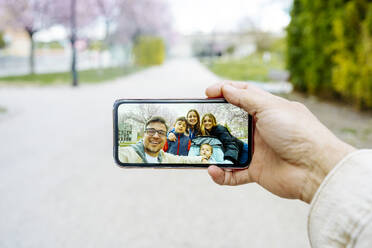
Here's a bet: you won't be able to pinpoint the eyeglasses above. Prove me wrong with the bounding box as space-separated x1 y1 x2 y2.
145 128 167 137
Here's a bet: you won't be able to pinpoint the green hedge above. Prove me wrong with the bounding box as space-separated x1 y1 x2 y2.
287 0 372 109
133 36 165 66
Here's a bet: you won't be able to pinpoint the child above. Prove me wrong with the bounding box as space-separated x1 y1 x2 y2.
201 113 247 164
163 117 191 156
200 143 215 163
168 109 201 141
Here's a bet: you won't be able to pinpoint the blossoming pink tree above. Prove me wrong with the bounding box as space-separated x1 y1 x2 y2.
51 0 99 86
113 0 173 44
93 0 121 68
0 0 172 84
0 0 53 74
95 0 120 45
92 0 173 69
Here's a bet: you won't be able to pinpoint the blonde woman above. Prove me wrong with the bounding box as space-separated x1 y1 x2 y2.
201 113 248 164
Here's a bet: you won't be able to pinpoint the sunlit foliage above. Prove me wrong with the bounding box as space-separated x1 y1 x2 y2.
287 0 372 109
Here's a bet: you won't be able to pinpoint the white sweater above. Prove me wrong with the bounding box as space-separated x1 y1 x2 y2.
308 150 372 247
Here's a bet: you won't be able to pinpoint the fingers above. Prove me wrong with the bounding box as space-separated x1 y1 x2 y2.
205 82 225 98
222 84 267 115
206 82 275 115
207 165 253 186
206 81 258 98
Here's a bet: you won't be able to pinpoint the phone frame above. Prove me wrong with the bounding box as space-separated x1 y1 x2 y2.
113 98 253 169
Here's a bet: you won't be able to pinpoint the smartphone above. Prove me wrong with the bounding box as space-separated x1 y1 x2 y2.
113 99 253 169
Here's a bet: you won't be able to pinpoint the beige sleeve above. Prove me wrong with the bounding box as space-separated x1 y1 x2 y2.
118 147 130 163
308 150 372 248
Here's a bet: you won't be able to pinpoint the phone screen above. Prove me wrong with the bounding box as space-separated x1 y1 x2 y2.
113 99 252 168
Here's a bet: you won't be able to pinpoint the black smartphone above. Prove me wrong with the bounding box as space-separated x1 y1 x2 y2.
113 99 253 169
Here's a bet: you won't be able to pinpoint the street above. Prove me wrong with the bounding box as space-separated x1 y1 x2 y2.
0 58 309 248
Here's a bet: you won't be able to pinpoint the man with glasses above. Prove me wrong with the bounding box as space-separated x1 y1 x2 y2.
119 116 207 164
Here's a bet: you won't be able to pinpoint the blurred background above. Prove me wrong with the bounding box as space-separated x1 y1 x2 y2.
0 0 372 247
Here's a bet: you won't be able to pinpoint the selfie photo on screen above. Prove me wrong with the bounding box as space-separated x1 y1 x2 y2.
116 102 250 166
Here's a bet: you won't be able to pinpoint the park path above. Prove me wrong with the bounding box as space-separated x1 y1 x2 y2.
0 58 310 248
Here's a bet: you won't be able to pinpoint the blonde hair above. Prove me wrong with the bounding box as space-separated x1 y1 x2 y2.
200 143 213 153
200 113 217 135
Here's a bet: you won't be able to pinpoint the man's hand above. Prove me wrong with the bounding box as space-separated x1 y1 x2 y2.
206 82 355 203
201 156 209 163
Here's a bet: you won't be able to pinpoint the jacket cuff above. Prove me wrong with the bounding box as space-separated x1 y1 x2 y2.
308 150 372 247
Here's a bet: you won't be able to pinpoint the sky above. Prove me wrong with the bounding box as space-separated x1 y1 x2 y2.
168 0 293 34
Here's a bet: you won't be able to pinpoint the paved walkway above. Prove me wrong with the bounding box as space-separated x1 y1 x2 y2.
0 58 310 248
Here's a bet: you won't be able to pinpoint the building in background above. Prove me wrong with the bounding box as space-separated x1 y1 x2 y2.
118 121 141 144
2 29 29 56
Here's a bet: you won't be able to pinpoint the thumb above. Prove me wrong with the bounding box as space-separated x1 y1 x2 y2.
222 83 274 116
208 165 226 185
208 165 254 186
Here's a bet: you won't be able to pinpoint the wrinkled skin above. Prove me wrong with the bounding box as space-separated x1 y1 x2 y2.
206 82 355 203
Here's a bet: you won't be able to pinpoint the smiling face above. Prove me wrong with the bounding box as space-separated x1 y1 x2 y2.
174 120 187 134
187 111 198 126
202 116 214 131
143 122 167 157
200 144 213 159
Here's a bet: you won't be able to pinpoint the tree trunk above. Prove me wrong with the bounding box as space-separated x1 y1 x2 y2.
26 29 35 75
70 0 78 87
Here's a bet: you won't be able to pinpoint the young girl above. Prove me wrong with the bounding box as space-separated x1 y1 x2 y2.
185 109 201 139
201 113 248 164
168 109 201 141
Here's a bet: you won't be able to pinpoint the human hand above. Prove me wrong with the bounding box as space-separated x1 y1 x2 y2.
206 82 355 203
168 133 177 142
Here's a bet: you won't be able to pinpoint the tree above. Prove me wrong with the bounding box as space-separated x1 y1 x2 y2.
286 0 306 90
287 0 372 108
52 0 99 86
195 103 248 135
119 104 177 130
113 0 173 44
0 0 53 74
94 0 121 68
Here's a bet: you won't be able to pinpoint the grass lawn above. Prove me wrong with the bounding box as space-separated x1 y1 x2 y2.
205 53 285 82
0 66 143 85
119 141 137 147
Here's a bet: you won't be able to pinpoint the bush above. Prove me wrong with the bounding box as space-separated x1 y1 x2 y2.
0 32 6 49
133 36 165 66
287 0 372 109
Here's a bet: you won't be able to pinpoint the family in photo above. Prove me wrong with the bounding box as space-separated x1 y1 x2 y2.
118 108 249 165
